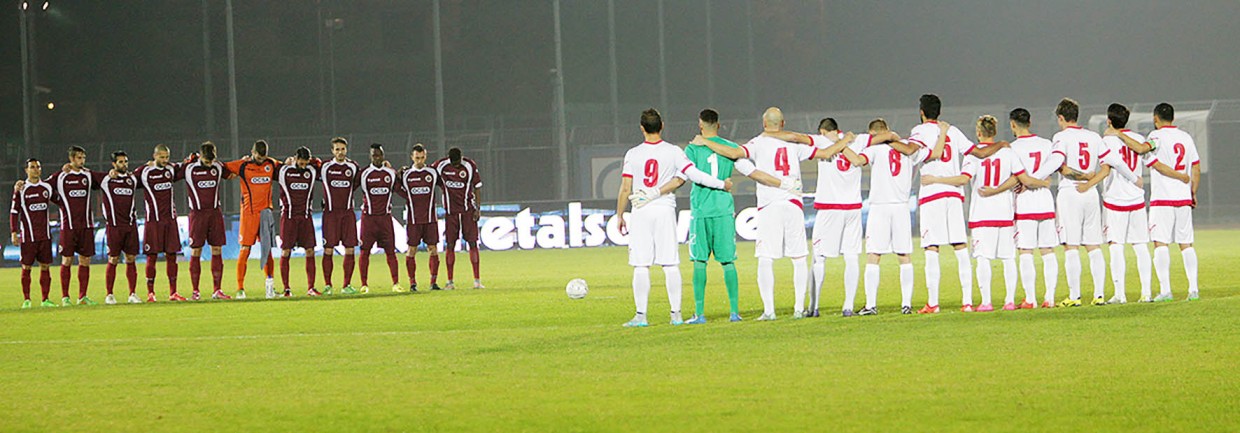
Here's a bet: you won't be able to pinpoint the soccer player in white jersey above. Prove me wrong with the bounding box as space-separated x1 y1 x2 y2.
697 107 854 320
1051 98 1140 307
1008 108 1065 309
616 109 732 328
1107 103 1199 301
1099 103 1153 303
804 118 868 317
925 116 1048 311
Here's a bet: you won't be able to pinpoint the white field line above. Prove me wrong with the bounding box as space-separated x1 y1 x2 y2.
0 323 614 346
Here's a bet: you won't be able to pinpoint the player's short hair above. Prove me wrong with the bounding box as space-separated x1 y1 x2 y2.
1009 108 1031 128
200 141 217 161
67 145 86 157
818 118 838 132
920 94 942 120
449 147 462 164
370 143 384 152
154 143 170 154
295 146 312 160
331 137 348 147
698 109 719 126
111 150 127 162
640 108 663 134
1154 102 1175 122
977 115 998 138
1055 98 1079 122
867 118 889 133
1107 103 1131 129
253 140 269 157
25 158 39 167
411 143 426 154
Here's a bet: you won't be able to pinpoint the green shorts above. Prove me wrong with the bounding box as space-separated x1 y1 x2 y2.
689 215 737 263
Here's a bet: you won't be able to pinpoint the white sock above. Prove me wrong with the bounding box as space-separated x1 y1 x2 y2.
1134 243 1152 299
1043 252 1059 303
812 256 826 311
757 257 775 315
793 257 808 313
1109 243 1126 300
662 265 682 314
1088 248 1106 299
1065 249 1081 300
900 262 914 308
976 257 992 305
843 254 859 311
1003 258 1017 305
1153 246 1172 296
1181 247 1198 293
632 266 650 315
864 263 879 309
1019 253 1036 304
924 250 941 307
955 248 972 304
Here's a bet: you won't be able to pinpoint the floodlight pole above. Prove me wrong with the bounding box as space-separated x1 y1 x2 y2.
657 0 667 110
705 0 713 107
224 0 239 157
202 0 215 137
19 2 32 149
608 0 619 145
433 0 446 152
553 0 569 200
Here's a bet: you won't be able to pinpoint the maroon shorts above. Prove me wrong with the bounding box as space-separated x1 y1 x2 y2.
143 219 181 255
443 212 479 244
322 210 358 248
21 239 53 266
406 221 440 248
360 214 395 250
58 227 96 258
189 208 227 248
106 225 140 257
280 217 316 249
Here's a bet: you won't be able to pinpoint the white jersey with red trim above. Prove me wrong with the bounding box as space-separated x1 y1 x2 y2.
1101 130 1148 209
960 146 1026 227
908 121 973 204
1051 126 1105 190
1010 135 1058 220
740 135 817 209
1145 126 1200 206
811 133 867 210
621 140 697 210
860 144 926 206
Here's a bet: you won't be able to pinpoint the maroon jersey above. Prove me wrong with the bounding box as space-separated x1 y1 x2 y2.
277 164 318 219
319 158 360 213
183 160 228 211
433 157 482 214
133 163 184 222
10 181 53 243
359 165 398 216
100 174 139 227
46 169 100 230
400 166 439 224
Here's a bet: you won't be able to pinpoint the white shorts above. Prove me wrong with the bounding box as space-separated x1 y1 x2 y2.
755 201 808 259
919 198 968 248
628 206 679 267
1148 206 1194 244
1104 206 1150 244
812 209 862 258
1056 189 1103 246
971 225 1016 260
866 204 913 255
1015 218 1059 250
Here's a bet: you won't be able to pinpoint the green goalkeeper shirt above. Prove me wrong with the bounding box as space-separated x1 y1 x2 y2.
684 136 746 219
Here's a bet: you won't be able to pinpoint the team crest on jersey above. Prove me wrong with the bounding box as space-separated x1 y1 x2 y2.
41 190 50 199
384 175 392 183
458 171 467 179
425 175 433 183
264 165 271 172
345 169 353 177
303 171 311 179
210 168 218 176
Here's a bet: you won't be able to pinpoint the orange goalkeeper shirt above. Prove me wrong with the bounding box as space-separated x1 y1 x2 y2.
224 157 281 214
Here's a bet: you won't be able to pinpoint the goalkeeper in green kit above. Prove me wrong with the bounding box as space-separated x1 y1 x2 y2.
646 109 793 323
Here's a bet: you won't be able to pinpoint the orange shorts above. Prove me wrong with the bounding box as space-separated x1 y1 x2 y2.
239 210 263 246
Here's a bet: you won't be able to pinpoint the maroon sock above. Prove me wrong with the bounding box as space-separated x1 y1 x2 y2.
105 262 117 295
126 262 138 295
429 255 439 284
77 265 90 298
39 268 52 300
165 255 178 295
446 249 456 281
21 268 31 300
305 256 316 290
59 265 71 298
468 246 480 280
406 255 417 286
343 254 355 286
280 256 291 290
190 256 202 293
145 256 157 294
211 255 224 291
385 252 399 285
359 252 370 286
322 255 334 287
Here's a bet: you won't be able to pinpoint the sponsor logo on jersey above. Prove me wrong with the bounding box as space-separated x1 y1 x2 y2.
290 183 310 191
410 186 432 195
250 176 271 184
28 203 48 211
196 180 217 188
445 180 466 189
369 187 390 195
64 179 81 185
67 190 88 198
330 180 351 188
112 188 134 196
153 182 174 191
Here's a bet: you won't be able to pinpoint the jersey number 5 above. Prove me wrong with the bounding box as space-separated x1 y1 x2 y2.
1078 142 1091 170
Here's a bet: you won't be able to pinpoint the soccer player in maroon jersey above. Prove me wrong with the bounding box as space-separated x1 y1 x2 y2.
100 151 142 304
318 137 361 295
400 143 441 291
10 159 55 308
42 146 102 306
358 143 402 293
184 142 233 301
276 147 321 297
133 144 188 302
433 147 483 289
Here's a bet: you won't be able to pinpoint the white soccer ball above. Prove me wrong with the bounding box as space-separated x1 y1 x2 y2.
565 278 588 299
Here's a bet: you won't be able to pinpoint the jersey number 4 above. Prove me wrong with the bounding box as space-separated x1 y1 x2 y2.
774 148 790 176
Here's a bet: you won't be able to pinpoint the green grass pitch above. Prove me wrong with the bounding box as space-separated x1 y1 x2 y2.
1 230 1238 432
